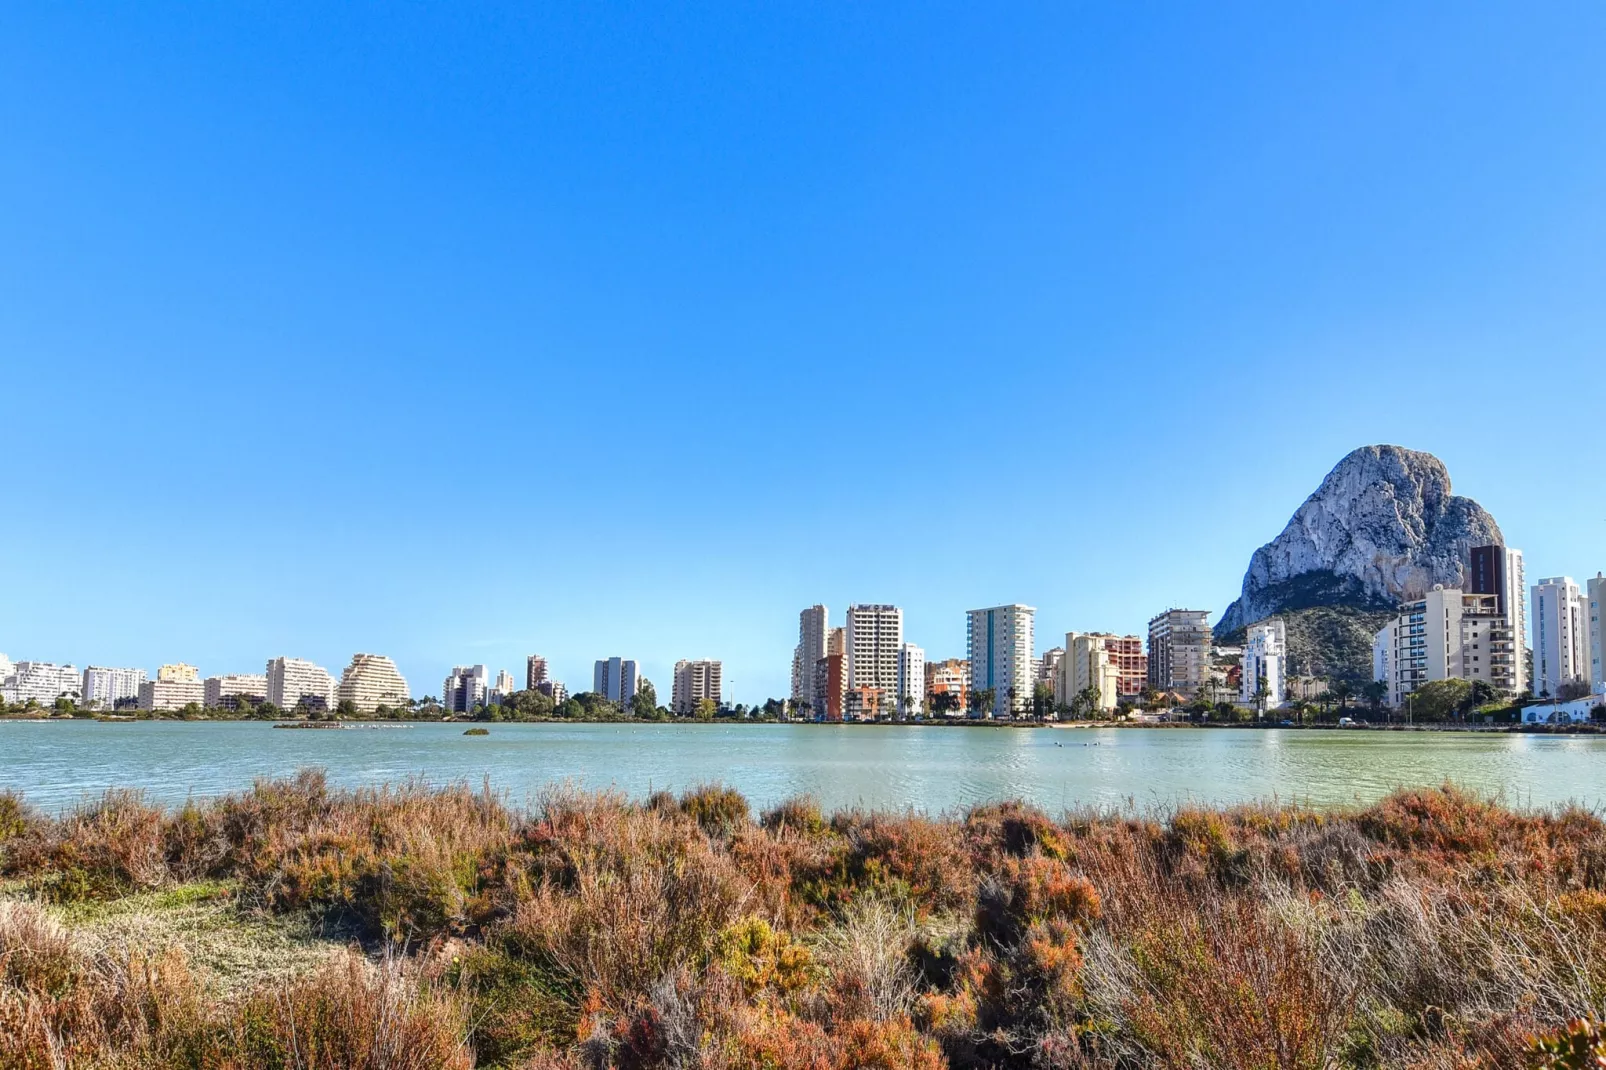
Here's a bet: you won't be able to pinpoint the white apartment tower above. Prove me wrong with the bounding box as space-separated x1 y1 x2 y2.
491 669 517 704
335 653 410 713
795 605 829 711
845 604 903 718
896 643 925 718
266 656 337 712
1589 574 1606 694
593 657 640 706
967 604 1036 718
82 666 148 710
1242 619 1287 711
1532 577 1591 697
672 659 723 714
443 664 490 713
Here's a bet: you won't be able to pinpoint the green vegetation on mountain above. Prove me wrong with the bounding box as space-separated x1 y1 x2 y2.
1218 604 1394 685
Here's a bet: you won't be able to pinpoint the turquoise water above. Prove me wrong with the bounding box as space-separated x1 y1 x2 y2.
1 720 1603 814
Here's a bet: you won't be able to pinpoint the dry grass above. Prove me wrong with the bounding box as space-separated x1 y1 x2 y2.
4 774 1604 1067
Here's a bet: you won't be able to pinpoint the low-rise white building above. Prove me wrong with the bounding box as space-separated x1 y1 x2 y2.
1521 694 1605 725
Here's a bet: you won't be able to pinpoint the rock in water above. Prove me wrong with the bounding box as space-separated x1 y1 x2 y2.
1218 445 1503 636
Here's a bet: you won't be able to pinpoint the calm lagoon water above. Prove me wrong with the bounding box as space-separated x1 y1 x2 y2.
2 720 1603 815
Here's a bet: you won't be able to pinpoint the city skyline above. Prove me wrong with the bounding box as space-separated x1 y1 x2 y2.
5 6 1605 700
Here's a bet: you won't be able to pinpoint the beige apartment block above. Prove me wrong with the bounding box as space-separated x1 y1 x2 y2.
157 663 200 684
672 659 723 714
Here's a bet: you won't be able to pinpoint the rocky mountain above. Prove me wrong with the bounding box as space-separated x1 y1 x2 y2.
1218 446 1503 643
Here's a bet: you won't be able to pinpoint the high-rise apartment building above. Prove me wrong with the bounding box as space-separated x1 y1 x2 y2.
967 604 1035 718
335 654 410 713
537 680 568 704
810 627 847 721
443 664 489 713
1242 619 1287 710
593 657 640 706
846 605 902 718
1147 609 1212 695
1589 574 1606 693
82 666 147 710
139 673 204 711
2 661 81 705
203 673 267 709
925 658 970 715
794 605 829 711
526 655 549 691
1532 577 1590 697
1055 633 1124 712
1037 648 1064 689
265 657 337 712
672 659 722 714
1373 586 1519 708
491 669 517 704
896 643 925 717
1469 545 1527 695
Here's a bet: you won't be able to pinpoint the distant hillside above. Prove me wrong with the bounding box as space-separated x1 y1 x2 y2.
1218 605 1394 686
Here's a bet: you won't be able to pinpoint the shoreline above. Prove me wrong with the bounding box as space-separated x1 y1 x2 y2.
3 713 1600 735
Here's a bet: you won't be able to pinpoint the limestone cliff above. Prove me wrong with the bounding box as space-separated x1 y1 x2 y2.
1217 445 1503 637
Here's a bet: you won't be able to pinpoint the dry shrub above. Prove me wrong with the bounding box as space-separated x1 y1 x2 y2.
233 948 473 1069
257 779 514 940
823 811 974 915
0 901 213 1069
680 784 752 838
508 793 752 1012
8 789 169 900
964 800 1070 862
816 898 919 1022
1082 891 1352 1070
762 796 826 836
726 1010 943 1070
0 789 34 849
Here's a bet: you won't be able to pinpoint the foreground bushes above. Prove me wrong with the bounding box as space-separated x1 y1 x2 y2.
3 777 1605 1067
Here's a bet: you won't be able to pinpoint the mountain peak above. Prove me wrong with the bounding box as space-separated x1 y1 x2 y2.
1217 445 1503 635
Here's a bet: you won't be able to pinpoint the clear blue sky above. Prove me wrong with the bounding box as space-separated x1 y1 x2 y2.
4 3 1604 703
